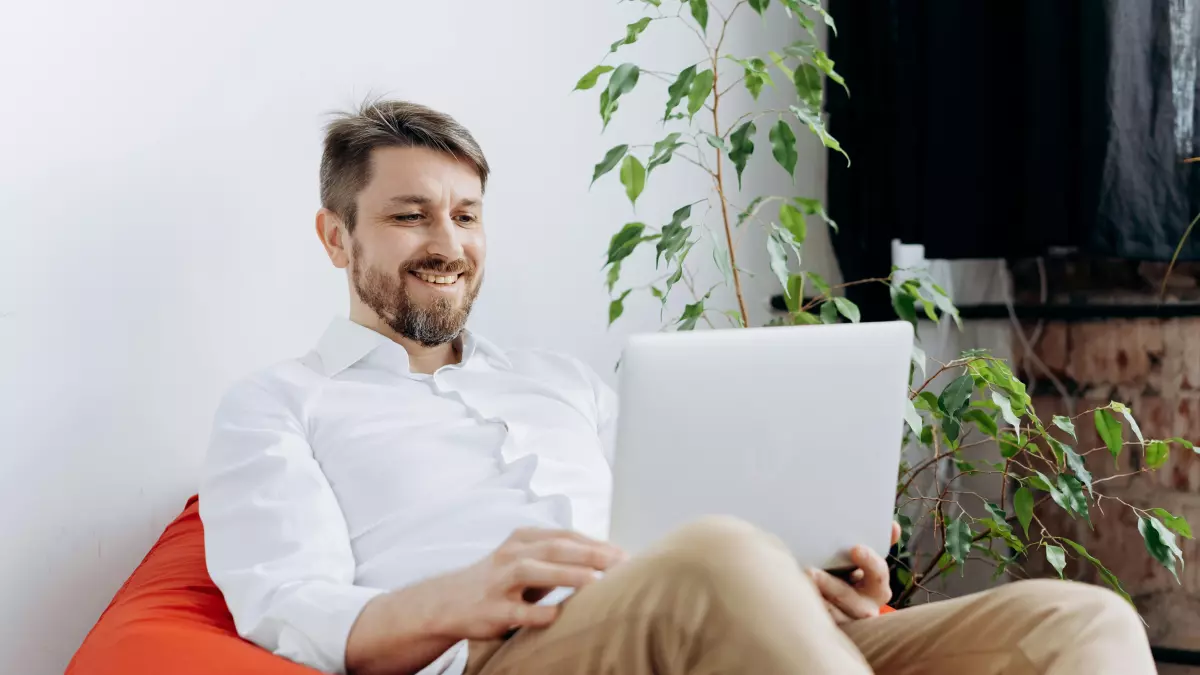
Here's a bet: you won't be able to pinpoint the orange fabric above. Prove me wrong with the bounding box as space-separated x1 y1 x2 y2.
66 496 319 675
67 495 896 674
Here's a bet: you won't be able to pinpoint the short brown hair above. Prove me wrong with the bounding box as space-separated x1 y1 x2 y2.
320 99 490 231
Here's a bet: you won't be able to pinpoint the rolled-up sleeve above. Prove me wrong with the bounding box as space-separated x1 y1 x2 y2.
200 375 386 674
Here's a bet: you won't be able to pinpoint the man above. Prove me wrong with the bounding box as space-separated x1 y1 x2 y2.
201 100 1156 675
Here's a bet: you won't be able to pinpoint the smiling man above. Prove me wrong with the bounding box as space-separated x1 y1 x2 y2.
200 100 1156 675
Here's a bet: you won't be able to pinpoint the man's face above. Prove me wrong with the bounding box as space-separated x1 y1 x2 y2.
347 145 485 346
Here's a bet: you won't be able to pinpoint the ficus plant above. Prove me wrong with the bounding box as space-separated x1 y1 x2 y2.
578 0 1197 607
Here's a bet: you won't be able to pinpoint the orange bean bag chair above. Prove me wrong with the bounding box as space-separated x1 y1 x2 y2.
66 496 319 675
68 495 896 674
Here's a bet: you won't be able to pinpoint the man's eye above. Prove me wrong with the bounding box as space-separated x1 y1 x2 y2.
455 214 478 224
393 213 423 223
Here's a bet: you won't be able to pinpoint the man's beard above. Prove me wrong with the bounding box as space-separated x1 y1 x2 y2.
351 242 481 347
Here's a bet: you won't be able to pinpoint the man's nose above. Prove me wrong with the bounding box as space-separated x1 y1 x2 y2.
424 213 465 260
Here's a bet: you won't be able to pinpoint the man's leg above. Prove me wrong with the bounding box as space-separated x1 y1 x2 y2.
467 516 871 675
843 579 1156 675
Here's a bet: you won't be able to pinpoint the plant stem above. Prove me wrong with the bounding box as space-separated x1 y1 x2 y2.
709 47 749 326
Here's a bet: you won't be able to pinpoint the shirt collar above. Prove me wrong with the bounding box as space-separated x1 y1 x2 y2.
314 317 511 377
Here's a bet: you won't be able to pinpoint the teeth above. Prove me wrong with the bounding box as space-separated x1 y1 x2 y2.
415 272 458 285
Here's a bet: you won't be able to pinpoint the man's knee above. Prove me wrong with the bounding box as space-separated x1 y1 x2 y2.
998 579 1142 632
657 515 784 564
638 515 809 600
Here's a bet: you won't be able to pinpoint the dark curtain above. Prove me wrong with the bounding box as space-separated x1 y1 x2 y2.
826 0 1200 320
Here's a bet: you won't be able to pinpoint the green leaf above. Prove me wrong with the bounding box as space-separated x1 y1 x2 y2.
903 398 923 435
605 222 646 265
709 228 734 290
785 274 804 311
736 195 767 227
792 63 822 107
602 63 640 128
1046 545 1067 579
1145 440 1169 469
1057 474 1090 523
810 46 847 93
767 50 795 81
766 230 791 296
961 408 998 438
728 121 756 189
946 517 972 565
792 102 847 165
1053 415 1077 440
791 196 838 232
998 431 1021 458
778 203 807 246
912 391 938 412
1062 539 1134 606
1151 508 1193 539
820 300 838 324
911 343 927 378
723 309 745 327
608 289 632 326
619 155 646 207
591 145 628 186
890 285 918 330
663 256 685 298
656 205 693 267
938 375 974 418
574 65 614 91
647 132 684 174
687 69 715 118
610 17 652 53
896 513 913 550
832 297 860 323
702 132 730 152
991 391 1021 435
677 300 705 331
791 311 821 325
749 0 770 15
605 260 622 293
649 285 663 300
688 0 708 33
1139 516 1182 583
1168 437 1196 451
640 0 661 5
805 271 830 297
1014 486 1034 539
664 66 697 121
1094 409 1124 464
1025 472 1054 493
768 120 798 179
1118 406 1145 446
1063 445 1093 496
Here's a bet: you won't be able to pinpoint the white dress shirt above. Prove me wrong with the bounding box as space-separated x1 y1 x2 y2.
200 317 617 674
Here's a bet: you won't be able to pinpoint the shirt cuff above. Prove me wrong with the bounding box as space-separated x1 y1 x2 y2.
272 582 387 674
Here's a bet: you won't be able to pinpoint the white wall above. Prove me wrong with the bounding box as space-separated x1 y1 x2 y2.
0 1 824 671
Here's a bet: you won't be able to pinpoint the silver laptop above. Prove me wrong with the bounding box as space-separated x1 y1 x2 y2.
608 321 913 570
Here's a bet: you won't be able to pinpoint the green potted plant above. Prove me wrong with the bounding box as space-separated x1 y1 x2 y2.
576 0 1195 607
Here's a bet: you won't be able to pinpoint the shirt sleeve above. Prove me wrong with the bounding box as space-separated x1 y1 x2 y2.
200 374 386 674
578 361 619 466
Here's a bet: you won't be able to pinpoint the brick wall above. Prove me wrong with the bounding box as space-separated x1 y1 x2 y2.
1015 316 1200 650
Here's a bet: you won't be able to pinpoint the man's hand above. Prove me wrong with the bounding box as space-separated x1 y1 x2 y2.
347 528 625 675
807 521 901 624
429 527 626 639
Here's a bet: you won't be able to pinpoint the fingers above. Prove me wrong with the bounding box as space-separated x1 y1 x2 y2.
508 527 599 546
521 538 625 571
849 545 892 605
505 601 559 629
807 568 879 620
825 600 853 625
505 559 600 592
891 521 902 546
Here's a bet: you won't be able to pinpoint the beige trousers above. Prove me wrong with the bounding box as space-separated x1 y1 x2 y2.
466 516 1156 675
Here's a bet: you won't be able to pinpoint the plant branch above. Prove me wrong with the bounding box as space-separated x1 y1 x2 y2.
709 42 749 326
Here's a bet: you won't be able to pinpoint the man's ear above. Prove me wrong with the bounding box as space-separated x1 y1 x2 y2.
316 208 350 269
